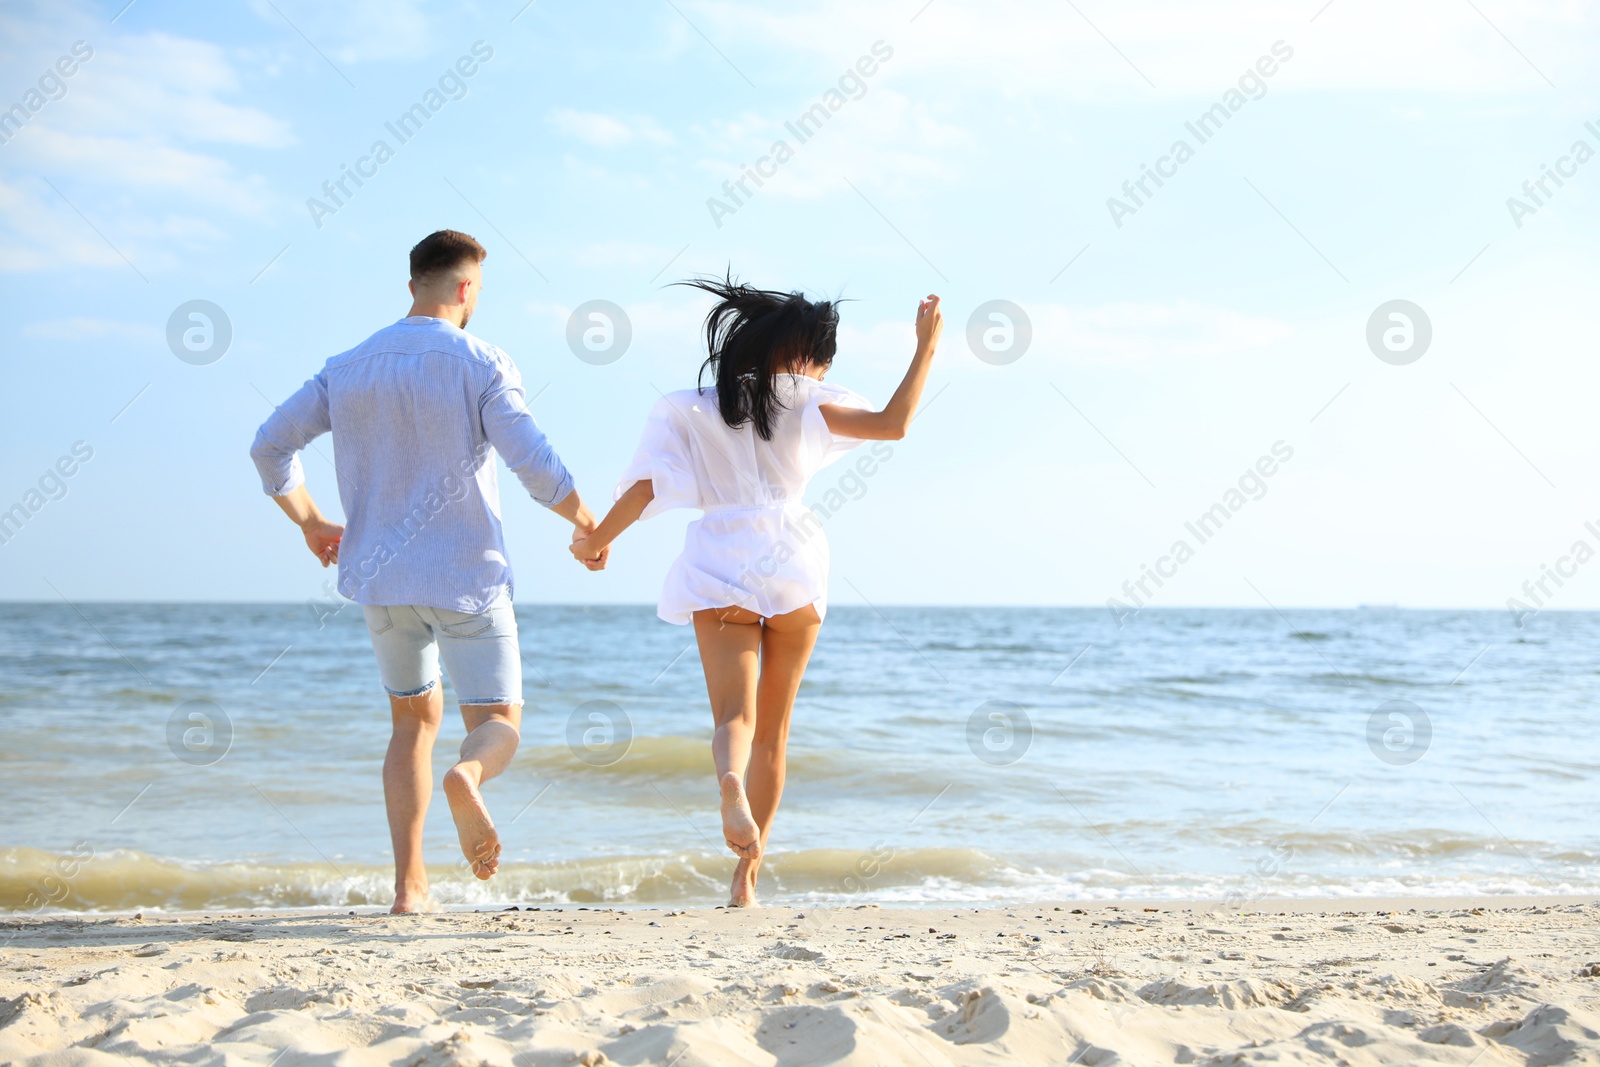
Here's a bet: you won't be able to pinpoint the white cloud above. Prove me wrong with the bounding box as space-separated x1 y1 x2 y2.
23 317 160 343
679 0 1596 97
549 108 675 148
0 177 127 273
524 294 1288 378
692 87 968 202
833 318 920 372
63 33 291 148
245 0 434 65
19 129 275 213
573 241 684 270
1033 300 1294 364
828 300 1291 370
0 1 291 272
1 17 290 150
524 298 708 346
0 176 217 275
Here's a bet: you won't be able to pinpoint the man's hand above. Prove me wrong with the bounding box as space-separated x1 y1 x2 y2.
563 480 650 574
272 485 342 567
571 530 609 571
302 520 344 567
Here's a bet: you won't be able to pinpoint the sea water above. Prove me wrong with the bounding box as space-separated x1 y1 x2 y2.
1 603 1596 911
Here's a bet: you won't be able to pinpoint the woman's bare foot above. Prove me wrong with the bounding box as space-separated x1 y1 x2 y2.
719 772 761 861
729 855 759 908
443 764 501 879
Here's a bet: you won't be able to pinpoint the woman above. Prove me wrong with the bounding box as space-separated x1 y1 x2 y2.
572 276 943 906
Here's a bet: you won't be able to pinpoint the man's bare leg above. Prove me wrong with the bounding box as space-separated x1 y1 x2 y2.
442 703 521 879
384 685 444 913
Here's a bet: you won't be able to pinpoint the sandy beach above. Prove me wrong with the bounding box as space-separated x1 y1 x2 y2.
4 897 1600 1066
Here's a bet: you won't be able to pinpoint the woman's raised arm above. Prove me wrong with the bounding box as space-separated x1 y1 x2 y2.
819 295 942 441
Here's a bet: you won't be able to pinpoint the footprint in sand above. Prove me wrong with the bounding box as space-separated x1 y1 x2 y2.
443 767 501 879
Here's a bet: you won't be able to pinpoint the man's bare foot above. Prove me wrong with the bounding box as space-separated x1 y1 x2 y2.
719 771 761 860
390 893 440 915
390 874 435 914
729 855 759 908
443 764 501 879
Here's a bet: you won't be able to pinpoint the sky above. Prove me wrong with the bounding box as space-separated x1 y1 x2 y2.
1 0 1598 613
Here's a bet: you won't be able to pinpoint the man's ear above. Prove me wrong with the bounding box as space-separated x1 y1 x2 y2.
458 278 472 305
408 279 416 297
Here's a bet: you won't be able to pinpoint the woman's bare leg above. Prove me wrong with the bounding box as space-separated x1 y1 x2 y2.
746 604 821 890
693 606 764 905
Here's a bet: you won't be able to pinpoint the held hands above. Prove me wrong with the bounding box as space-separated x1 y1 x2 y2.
571 529 609 571
914 294 943 353
554 495 609 572
302 519 344 567
569 480 649 573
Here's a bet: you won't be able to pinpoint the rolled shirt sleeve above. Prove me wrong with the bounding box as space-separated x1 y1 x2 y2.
616 393 703 519
479 352 575 508
250 371 331 496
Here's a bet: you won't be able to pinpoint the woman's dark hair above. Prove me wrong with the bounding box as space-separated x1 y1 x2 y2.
675 273 840 440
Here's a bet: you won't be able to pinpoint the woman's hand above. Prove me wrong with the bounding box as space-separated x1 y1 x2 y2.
914 294 943 353
570 531 609 571
818 296 943 441
569 479 652 572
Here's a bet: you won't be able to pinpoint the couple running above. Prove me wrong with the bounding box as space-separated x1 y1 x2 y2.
249 230 943 911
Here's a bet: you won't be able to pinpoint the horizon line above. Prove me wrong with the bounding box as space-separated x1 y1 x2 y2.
0 598 1550 612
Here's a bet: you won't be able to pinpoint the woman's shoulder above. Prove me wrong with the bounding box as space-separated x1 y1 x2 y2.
795 376 870 410
652 386 716 411
776 373 851 397
645 387 723 431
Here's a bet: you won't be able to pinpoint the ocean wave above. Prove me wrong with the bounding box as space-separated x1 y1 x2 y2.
0 845 1021 913
921 642 1056 654
6 845 1599 915
1307 672 1419 685
523 734 712 778
518 736 940 788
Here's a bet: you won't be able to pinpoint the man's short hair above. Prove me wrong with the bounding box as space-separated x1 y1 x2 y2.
410 230 486 281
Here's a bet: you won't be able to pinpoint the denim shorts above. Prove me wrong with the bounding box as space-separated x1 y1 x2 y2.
362 594 523 706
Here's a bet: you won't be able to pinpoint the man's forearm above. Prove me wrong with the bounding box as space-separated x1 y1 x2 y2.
548 489 597 533
272 483 325 527
273 482 343 567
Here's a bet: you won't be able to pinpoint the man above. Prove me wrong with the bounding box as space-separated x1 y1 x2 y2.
250 230 604 913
